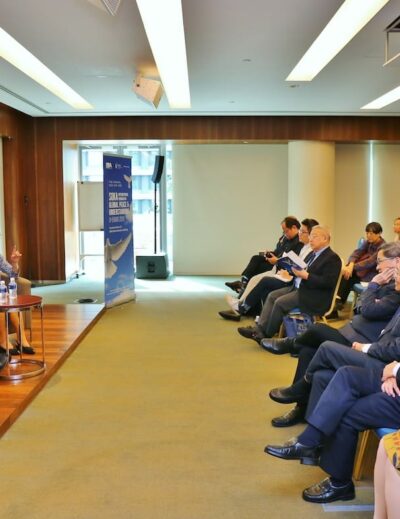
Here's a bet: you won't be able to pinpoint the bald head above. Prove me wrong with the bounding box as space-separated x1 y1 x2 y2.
309 225 331 252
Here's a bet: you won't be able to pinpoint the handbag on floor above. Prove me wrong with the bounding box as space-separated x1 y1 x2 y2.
282 311 315 338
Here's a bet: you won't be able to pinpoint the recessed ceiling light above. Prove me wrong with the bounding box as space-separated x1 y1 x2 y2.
242 58 252 63
361 85 400 110
136 0 190 109
0 27 93 109
286 0 390 81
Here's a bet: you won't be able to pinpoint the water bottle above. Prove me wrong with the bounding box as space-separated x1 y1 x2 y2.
0 281 7 303
8 277 17 299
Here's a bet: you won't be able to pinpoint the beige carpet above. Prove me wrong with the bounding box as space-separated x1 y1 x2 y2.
0 277 372 518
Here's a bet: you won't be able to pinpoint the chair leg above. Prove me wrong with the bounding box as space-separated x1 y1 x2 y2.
353 430 379 481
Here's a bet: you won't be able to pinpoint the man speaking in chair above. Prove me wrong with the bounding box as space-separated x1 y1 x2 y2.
238 225 341 342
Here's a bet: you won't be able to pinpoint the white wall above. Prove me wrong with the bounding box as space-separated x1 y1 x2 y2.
173 144 288 275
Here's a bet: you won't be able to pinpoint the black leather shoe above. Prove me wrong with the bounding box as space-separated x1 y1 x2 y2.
260 337 296 355
269 379 311 404
237 326 265 343
9 343 36 355
271 405 306 427
302 478 355 503
264 436 321 465
218 310 241 322
225 280 242 293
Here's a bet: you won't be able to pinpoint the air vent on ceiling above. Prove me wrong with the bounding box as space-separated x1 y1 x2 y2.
0 84 48 114
87 0 122 16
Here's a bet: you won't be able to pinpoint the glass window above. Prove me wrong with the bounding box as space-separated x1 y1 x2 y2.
79 144 169 269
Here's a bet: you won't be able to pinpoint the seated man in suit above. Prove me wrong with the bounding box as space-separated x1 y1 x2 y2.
268 264 400 423
219 218 318 322
262 241 400 427
264 362 400 504
225 216 302 294
238 225 342 342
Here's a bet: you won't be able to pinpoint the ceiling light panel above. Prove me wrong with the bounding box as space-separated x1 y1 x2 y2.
0 27 93 109
286 0 390 82
136 0 191 109
362 85 400 110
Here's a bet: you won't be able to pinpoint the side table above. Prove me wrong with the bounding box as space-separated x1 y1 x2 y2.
0 295 45 380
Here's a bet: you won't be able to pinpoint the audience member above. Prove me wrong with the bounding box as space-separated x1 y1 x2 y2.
337 221 384 305
268 263 400 419
261 242 400 426
219 219 318 321
237 225 341 342
225 216 302 294
264 362 400 503
374 430 400 519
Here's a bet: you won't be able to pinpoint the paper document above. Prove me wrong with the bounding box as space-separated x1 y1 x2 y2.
276 251 307 274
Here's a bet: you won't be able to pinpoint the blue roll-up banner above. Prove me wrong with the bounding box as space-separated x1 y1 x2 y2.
103 153 135 308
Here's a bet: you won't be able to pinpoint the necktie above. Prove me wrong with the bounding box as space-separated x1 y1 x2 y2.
306 252 316 269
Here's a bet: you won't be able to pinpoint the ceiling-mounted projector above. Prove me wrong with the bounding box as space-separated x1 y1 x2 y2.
133 76 163 109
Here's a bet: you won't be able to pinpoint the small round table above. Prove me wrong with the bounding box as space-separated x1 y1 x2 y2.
0 294 45 380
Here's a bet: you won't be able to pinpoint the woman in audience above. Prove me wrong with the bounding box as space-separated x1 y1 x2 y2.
374 430 400 519
337 221 385 305
218 219 318 321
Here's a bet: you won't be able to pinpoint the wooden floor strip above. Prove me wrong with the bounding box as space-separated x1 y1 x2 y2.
0 303 105 436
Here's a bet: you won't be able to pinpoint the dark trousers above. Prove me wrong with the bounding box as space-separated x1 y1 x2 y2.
258 286 299 337
241 254 273 280
337 272 360 303
241 276 289 315
305 341 386 417
292 324 351 383
306 365 400 481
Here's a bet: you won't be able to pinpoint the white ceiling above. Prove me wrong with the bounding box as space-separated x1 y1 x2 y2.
1 0 400 117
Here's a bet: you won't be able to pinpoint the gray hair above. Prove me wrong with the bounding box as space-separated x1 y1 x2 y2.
310 225 331 242
380 241 400 258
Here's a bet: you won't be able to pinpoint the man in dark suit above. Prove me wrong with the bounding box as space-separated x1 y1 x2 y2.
263 241 400 427
269 299 400 416
226 216 302 293
264 361 400 503
238 225 342 341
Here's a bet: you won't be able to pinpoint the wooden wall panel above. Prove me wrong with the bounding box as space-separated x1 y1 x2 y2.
0 104 33 278
45 115 400 142
3 105 400 281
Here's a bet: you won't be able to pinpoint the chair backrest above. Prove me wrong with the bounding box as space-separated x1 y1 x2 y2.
318 257 344 323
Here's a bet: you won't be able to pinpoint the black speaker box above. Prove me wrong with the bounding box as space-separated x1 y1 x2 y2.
136 253 169 279
151 155 165 184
